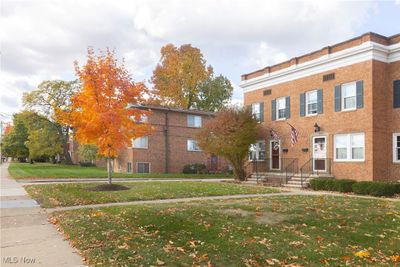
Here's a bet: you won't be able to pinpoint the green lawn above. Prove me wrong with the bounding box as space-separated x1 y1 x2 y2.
9 163 232 179
26 182 280 208
51 195 400 266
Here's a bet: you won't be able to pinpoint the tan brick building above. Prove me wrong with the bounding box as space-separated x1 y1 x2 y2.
241 32 400 182
107 105 229 174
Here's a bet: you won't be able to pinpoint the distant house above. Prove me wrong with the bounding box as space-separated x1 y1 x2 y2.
69 104 229 174
241 32 400 183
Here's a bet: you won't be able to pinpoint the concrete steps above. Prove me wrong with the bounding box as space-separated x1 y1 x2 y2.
248 172 334 188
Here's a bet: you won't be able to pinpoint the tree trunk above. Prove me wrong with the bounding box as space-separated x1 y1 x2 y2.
231 159 246 181
56 124 73 165
107 157 112 184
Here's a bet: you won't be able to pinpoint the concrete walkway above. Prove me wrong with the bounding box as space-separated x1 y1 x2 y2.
19 177 230 185
0 163 85 267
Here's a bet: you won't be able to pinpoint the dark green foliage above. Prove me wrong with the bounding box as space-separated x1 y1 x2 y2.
352 181 399 197
310 178 400 197
183 163 207 174
332 179 357 193
79 161 96 167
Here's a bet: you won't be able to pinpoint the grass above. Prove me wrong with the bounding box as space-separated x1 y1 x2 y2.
51 195 400 266
25 182 281 208
9 162 233 179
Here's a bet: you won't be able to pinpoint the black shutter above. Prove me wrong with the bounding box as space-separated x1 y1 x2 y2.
285 96 290 119
394 80 400 108
334 85 341 112
317 89 323 114
271 100 276 121
300 93 305 117
259 102 264 122
356 80 364 109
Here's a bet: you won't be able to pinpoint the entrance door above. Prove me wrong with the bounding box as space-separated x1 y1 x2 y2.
210 154 218 171
313 136 326 172
270 140 280 170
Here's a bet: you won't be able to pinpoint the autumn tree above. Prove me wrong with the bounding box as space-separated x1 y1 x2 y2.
2 115 29 161
197 107 259 181
151 44 232 111
66 48 152 184
23 80 80 164
2 111 63 162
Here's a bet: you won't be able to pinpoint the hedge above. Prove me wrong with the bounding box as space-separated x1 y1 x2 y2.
182 163 207 174
352 181 400 197
309 178 356 193
309 178 400 197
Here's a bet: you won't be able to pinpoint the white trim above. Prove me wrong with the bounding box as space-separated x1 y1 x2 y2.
333 133 365 162
394 133 400 163
312 136 327 172
269 140 281 170
240 41 400 92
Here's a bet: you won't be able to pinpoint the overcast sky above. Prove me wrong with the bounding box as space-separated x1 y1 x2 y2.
1 0 400 121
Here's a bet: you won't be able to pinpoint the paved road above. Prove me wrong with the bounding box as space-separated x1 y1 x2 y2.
0 163 85 267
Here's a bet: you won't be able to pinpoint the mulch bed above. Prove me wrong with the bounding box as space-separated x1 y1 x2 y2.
86 184 130 192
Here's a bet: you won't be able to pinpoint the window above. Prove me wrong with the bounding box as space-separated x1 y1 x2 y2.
341 82 357 110
249 141 266 161
137 162 150 173
306 90 318 115
127 162 132 173
130 114 148 123
394 133 400 163
133 136 148 149
187 139 201 151
276 97 286 120
252 103 261 120
334 133 365 161
187 115 202 128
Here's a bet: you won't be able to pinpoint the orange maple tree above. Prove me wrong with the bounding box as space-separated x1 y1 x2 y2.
66 48 152 183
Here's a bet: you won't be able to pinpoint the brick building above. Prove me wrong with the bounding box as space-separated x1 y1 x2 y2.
110 105 229 174
241 32 400 183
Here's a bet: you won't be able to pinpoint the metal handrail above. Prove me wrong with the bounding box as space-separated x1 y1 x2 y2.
300 158 332 187
285 158 298 183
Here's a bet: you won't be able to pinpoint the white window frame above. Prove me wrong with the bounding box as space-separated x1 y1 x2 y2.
394 133 400 163
334 133 365 162
187 115 202 128
341 81 357 111
251 103 261 121
132 136 148 149
306 90 318 116
276 97 286 120
248 140 266 161
127 162 132 173
136 162 150 173
187 139 201 152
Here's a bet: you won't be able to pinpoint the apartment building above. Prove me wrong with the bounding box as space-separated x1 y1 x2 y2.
241 32 400 181
109 104 228 174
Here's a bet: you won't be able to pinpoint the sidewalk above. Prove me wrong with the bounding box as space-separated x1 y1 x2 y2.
0 163 85 267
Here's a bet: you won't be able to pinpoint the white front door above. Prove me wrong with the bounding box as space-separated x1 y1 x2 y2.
313 136 327 172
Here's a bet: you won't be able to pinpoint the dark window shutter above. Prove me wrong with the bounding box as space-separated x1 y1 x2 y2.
285 96 290 119
356 80 364 109
259 102 264 122
317 89 323 114
300 93 305 117
334 85 341 112
394 80 400 108
271 99 276 121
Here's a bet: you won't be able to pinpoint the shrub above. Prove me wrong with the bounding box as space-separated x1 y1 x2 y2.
352 181 399 197
333 179 357 193
309 178 335 191
79 161 96 167
183 163 207 174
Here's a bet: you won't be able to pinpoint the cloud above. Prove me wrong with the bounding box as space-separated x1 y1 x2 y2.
1 0 377 115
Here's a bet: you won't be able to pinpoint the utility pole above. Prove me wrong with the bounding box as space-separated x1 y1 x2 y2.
0 120 3 165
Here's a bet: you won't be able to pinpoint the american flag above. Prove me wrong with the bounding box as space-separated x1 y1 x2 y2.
270 128 280 140
287 123 299 146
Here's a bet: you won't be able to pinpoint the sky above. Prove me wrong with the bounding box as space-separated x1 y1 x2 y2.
1 0 400 122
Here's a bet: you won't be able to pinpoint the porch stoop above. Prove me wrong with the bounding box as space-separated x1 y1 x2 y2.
283 173 335 188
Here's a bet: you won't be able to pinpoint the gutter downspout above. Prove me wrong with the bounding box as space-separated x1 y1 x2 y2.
164 111 169 173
